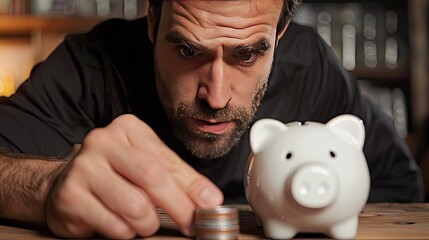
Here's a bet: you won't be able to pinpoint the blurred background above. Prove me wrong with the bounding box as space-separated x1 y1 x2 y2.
0 0 428 200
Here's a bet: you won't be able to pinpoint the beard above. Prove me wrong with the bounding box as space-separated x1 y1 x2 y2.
164 80 268 160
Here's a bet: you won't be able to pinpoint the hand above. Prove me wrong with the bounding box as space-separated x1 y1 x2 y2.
45 114 224 238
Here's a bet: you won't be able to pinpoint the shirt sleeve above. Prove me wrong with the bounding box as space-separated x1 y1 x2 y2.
277 23 425 202
0 18 145 157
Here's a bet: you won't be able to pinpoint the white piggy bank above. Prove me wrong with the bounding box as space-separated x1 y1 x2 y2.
245 114 370 239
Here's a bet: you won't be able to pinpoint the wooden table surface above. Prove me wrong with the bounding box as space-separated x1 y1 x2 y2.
1 203 428 239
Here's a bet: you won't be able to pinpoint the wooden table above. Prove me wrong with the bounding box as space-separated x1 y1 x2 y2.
1 203 428 239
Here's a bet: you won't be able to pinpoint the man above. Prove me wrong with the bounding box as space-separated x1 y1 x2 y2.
0 0 424 238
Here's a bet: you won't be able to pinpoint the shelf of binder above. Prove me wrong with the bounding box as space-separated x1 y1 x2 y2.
292 1 409 81
0 0 147 19
0 0 147 34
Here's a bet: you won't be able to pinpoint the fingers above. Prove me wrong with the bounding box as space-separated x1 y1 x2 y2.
161 150 224 208
106 115 223 229
111 115 224 209
79 122 196 235
109 147 196 232
82 157 160 237
63 192 134 239
48 115 225 238
106 143 223 235
47 173 135 239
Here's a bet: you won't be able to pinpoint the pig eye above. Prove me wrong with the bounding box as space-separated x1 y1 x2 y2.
329 151 336 158
285 152 293 160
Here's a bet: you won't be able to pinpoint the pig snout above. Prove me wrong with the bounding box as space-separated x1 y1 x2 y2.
290 164 338 209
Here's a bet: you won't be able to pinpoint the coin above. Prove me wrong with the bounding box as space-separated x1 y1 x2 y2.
195 206 240 240
156 205 241 239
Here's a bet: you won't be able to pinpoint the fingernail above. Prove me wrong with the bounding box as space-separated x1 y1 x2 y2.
198 187 223 208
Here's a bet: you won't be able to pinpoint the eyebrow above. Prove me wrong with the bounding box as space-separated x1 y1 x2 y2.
165 30 209 52
165 30 272 54
231 38 272 55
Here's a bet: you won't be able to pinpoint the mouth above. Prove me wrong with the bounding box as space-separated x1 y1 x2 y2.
191 118 234 135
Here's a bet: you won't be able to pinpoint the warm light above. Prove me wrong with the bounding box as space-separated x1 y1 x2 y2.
0 72 15 97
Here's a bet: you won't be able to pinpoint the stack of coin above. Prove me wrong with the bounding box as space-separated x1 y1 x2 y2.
195 206 240 240
156 208 180 231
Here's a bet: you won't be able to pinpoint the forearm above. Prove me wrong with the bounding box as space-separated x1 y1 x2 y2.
0 148 67 223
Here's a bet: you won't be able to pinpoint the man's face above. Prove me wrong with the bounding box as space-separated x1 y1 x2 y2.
149 0 283 159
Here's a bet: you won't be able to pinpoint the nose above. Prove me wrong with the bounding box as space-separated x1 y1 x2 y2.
198 54 232 110
290 164 338 209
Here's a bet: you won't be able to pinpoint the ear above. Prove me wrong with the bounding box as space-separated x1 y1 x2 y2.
147 5 156 43
327 114 365 149
250 119 287 154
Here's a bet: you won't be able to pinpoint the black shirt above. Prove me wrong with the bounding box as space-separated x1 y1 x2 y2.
0 17 424 203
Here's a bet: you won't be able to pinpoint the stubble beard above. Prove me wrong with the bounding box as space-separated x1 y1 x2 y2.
165 80 268 160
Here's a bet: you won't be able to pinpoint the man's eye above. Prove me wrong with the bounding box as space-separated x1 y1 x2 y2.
239 51 257 63
179 45 197 58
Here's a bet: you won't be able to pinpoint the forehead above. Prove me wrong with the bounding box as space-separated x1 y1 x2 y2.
159 0 283 46
166 0 283 16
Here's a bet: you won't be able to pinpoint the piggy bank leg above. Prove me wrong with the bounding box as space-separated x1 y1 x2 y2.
263 219 297 239
328 216 358 239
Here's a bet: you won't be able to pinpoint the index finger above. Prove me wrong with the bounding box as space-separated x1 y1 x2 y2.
115 115 224 209
160 148 224 209
108 146 196 232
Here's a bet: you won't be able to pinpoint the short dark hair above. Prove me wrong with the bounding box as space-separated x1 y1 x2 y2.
148 0 302 41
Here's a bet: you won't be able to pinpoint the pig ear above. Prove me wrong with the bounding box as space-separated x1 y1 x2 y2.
327 114 365 149
250 119 287 154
